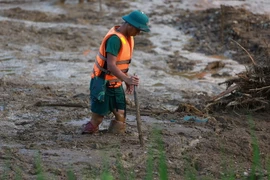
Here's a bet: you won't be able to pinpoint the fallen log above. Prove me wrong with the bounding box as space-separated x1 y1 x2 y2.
34 101 88 108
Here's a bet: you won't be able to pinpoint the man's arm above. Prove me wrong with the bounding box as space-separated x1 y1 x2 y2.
107 53 139 86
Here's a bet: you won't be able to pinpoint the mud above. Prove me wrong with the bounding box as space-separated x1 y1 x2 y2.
176 5 270 65
0 0 270 180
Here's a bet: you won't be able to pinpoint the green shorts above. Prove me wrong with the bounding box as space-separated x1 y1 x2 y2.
90 79 126 116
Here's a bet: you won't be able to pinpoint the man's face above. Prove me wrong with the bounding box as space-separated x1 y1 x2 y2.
128 24 141 36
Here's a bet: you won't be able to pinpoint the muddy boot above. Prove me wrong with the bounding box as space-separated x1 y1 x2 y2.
81 121 99 134
108 120 126 134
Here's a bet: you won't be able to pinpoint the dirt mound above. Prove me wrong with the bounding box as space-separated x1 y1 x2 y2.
177 6 270 65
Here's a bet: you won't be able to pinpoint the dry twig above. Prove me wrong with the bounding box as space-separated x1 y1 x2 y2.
231 39 256 65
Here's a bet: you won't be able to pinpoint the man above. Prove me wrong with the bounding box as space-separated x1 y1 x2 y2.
82 10 150 134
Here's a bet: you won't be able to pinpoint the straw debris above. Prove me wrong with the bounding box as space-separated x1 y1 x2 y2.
208 63 270 112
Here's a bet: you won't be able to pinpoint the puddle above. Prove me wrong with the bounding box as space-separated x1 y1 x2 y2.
0 57 30 77
67 114 210 140
0 55 14 62
0 143 24 149
0 16 90 29
68 115 173 131
0 104 5 111
0 1 66 14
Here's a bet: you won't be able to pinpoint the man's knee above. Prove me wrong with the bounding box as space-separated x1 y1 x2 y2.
113 110 125 122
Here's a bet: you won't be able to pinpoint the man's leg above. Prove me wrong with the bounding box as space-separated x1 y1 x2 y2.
108 109 126 134
91 112 104 127
82 112 103 134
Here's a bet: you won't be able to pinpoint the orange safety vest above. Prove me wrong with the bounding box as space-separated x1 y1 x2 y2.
91 26 134 88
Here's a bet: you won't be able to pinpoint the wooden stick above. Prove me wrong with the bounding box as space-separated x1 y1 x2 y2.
211 85 238 101
250 85 270 91
34 101 87 108
134 86 144 147
99 0 102 12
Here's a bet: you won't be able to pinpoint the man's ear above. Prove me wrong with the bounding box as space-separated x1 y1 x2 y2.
126 23 132 28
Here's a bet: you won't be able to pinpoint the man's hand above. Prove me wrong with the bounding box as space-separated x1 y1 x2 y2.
125 75 139 94
124 75 139 86
125 84 134 94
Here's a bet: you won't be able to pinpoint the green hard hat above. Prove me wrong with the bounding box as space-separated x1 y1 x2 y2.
122 10 150 32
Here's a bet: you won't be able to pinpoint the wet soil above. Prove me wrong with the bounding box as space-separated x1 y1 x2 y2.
0 1 270 180
176 5 270 65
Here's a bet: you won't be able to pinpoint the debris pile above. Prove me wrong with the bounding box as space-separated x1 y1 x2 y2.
208 62 270 112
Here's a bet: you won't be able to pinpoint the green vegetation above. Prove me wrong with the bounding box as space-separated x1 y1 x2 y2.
1 150 11 180
35 153 45 180
267 156 270 180
1 121 269 180
248 116 263 180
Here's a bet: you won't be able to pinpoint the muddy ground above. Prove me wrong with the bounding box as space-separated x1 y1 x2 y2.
177 5 270 65
0 0 270 180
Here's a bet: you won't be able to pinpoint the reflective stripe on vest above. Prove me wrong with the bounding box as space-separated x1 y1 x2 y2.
95 52 131 75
